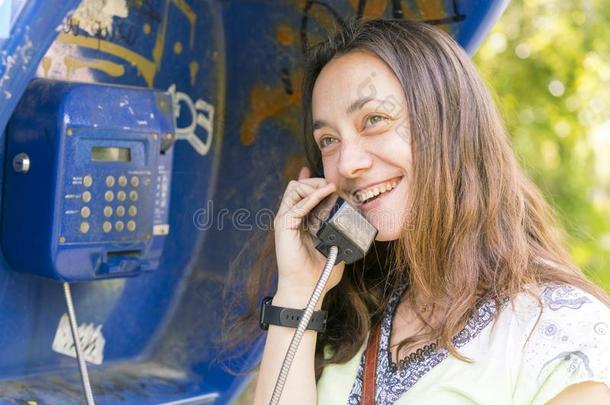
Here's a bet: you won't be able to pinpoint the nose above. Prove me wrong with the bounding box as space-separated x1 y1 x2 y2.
336 138 373 179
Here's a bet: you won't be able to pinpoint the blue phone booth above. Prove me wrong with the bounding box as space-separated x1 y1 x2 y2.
0 0 509 403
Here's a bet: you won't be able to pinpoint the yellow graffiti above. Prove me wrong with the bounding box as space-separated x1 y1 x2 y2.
174 41 183 54
41 57 52 78
153 0 198 71
57 33 156 87
276 23 296 46
53 0 200 88
189 61 199 85
173 0 197 48
241 69 303 146
64 55 125 78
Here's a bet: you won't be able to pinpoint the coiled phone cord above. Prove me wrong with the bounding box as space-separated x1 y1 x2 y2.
269 245 339 405
63 282 96 405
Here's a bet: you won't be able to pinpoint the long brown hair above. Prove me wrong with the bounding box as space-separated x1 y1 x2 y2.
222 18 609 379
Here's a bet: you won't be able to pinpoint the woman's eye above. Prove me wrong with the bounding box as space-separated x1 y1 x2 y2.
365 114 388 128
319 137 338 149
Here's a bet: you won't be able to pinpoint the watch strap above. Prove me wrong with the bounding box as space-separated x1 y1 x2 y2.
259 296 327 333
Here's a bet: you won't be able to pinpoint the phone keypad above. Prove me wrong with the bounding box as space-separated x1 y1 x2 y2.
67 173 145 240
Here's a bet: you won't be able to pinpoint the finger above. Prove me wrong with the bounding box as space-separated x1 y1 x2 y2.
278 181 316 214
289 183 336 219
278 178 333 216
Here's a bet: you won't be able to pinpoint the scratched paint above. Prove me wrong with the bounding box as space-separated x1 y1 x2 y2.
0 28 33 99
71 0 129 36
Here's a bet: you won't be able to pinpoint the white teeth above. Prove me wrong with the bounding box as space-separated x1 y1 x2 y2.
355 178 401 203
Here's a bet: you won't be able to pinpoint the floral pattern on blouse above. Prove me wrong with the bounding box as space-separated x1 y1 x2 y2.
346 284 503 405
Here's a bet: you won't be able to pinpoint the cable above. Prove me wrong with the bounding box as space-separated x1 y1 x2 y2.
63 282 96 405
269 245 339 405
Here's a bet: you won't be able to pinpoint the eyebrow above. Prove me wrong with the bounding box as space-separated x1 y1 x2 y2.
312 96 377 130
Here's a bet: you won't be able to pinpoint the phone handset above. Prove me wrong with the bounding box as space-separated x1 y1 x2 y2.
306 192 378 264
270 193 377 405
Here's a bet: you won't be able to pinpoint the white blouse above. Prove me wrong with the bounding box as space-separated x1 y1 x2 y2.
317 284 610 404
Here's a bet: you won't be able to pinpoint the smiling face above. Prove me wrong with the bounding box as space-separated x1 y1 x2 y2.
311 51 413 241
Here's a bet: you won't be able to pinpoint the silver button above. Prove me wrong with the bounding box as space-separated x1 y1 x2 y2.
128 206 137 217
127 220 136 232
80 206 91 218
79 222 90 234
116 206 125 217
103 206 113 217
115 221 124 232
103 221 112 233
130 176 140 187
117 190 126 201
83 175 93 188
118 175 128 187
105 191 114 202
105 176 115 187
129 191 138 201
82 191 92 203
12 153 31 174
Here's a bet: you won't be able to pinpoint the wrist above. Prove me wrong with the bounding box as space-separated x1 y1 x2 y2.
260 296 328 333
273 287 326 310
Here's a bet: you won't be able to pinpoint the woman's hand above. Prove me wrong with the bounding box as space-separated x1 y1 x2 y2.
273 166 346 302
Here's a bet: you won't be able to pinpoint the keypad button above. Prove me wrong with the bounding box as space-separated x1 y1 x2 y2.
129 191 138 201
115 221 124 232
82 191 92 203
116 206 125 217
117 190 126 201
79 222 90 234
127 220 136 232
80 206 91 218
83 175 93 188
103 221 112 233
128 206 137 217
103 206 113 217
105 191 114 202
118 175 128 187
130 176 139 187
105 176 115 187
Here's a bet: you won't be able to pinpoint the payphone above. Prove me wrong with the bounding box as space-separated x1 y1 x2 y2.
1 79 175 281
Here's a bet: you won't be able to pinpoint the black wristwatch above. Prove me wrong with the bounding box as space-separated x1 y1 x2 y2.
259 296 328 333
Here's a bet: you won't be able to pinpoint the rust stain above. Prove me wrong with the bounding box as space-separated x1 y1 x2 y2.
416 0 451 32
417 0 444 19
240 69 303 146
276 23 297 46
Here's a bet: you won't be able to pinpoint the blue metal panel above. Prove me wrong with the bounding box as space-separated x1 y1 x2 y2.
0 0 509 403
2 79 175 281
0 0 82 133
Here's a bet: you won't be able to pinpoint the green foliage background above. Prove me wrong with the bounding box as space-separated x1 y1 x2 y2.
474 0 610 292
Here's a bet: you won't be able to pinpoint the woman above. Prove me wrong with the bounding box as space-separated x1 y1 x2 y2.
239 18 609 404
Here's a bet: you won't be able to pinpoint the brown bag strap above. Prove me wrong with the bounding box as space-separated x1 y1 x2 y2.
362 323 381 405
